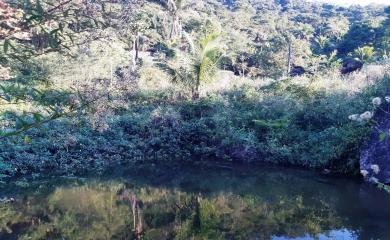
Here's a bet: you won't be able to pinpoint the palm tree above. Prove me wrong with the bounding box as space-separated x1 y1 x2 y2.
159 28 222 99
315 36 329 51
354 46 375 62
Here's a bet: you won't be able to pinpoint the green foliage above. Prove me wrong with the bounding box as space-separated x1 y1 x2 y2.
159 22 222 97
315 36 329 51
0 0 101 137
2 71 386 177
253 119 289 130
354 46 375 62
0 158 13 178
0 0 389 179
337 22 377 56
0 1 100 62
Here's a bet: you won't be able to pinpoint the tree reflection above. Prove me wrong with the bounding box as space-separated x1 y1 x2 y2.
0 180 343 240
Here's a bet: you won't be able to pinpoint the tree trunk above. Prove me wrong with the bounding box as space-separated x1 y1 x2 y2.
167 0 181 40
192 75 200 100
192 86 200 100
135 32 140 61
287 41 292 75
170 14 182 39
131 32 140 71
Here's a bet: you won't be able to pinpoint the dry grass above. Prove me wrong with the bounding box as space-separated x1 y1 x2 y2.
278 62 389 96
41 39 131 90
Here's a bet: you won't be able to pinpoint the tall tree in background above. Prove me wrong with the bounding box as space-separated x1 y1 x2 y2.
116 0 148 70
165 0 185 40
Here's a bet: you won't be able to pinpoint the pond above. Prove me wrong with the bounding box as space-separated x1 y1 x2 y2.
0 165 389 240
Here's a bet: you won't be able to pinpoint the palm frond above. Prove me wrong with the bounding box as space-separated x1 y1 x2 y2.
199 30 221 50
156 61 186 83
200 55 219 83
156 21 223 94
203 46 221 61
199 21 221 50
183 31 195 53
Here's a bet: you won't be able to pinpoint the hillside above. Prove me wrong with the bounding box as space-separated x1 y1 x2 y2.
0 0 389 179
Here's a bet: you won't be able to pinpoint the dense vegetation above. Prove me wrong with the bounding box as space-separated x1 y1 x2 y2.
0 0 389 180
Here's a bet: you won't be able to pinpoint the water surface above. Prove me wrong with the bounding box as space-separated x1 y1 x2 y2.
0 165 389 239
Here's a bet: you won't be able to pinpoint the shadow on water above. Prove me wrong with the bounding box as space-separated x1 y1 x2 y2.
0 165 389 240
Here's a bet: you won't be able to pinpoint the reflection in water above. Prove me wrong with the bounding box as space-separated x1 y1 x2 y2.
272 229 358 240
0 166 389 239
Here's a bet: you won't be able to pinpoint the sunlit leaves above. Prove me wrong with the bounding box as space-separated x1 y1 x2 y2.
315 36 329 50
354 46 375 62
158 21 222 97
379 132 385 141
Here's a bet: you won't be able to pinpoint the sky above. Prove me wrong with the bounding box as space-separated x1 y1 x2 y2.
309 0 390 6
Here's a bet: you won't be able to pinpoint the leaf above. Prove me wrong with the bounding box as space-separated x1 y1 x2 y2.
33 113 43 123
50 28 62 35
68 35 74 44
379 133 386 142
23 135 31 144
253 119 289 129
93 19 100 27
36 0 44 16
15 117 28 130
3 39 11 54
32 88 43 95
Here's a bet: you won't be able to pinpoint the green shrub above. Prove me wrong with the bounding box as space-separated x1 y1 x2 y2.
1 69 388 177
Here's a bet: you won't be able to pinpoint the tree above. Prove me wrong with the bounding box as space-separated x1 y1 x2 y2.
287 40 292 75
0 0 101 138
1 0 102 62
113 0 148 70
166 0 185 40
337 22 377 56
322 16 350 41
314 36 329 52
354 46 375 62
160 23 222 99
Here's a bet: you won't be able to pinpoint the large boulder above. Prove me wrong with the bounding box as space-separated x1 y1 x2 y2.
360 102 390 184
341 58 364 74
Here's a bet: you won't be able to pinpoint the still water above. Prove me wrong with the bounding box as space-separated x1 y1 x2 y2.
0 165 389 240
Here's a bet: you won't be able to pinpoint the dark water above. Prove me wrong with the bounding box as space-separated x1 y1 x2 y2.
0 165 389 240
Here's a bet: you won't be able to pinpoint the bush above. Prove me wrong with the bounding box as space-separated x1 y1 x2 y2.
0 64 388 178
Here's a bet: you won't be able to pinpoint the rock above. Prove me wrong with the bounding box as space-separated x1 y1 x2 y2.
341 58 364 74
360 102 390 184
290 66 310 77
